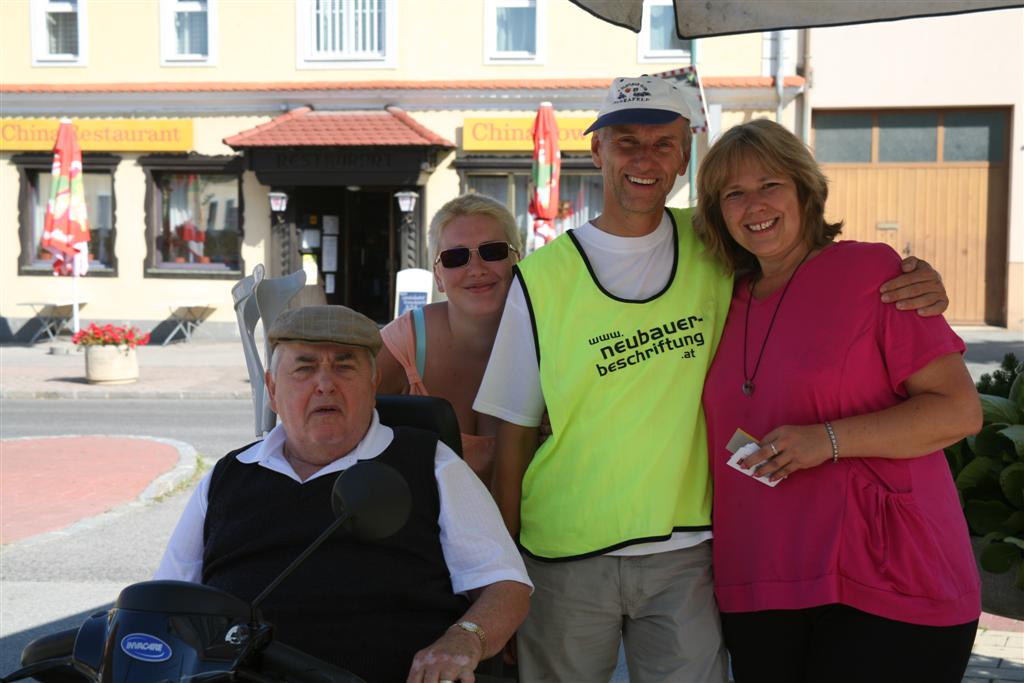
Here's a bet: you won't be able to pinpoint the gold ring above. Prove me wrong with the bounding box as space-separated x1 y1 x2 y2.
769 441 779 456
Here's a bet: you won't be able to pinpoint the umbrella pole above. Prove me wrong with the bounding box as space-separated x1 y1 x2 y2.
72 264 80 334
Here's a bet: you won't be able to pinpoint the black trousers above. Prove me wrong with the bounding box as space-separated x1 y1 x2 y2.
722 604 978 683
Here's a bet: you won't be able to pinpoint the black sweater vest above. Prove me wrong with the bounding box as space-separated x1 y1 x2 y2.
202 427 470 682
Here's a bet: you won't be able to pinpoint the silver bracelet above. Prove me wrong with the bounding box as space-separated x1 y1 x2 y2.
824 421 839 463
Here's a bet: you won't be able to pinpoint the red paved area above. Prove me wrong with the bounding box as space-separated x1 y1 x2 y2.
0 436 178 544
981 612 1024 633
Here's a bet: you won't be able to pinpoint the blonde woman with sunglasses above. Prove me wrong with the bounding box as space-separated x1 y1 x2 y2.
378 193 522 484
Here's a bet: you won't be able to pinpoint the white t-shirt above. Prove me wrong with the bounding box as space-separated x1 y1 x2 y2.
474 212 713 556
154 412 532 595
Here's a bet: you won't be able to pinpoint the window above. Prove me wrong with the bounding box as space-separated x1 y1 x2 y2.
814 109 1008 165
813 112 873 163
638 0 690 63
485 0 546 64
140 156 244 278
877 112 938 163
160 0 217 65
14 153 118 275
944 110 1006 163
296 0 397 69
30 0 88 66
462 162 602 254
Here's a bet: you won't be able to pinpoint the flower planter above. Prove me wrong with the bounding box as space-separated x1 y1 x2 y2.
84 345 139 385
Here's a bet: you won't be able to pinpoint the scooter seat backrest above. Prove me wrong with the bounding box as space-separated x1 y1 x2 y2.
375 395 463 458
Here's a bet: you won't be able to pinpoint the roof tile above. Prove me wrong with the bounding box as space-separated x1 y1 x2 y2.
223 107 455 148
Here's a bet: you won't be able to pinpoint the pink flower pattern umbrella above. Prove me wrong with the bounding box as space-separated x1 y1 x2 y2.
40 118 90 331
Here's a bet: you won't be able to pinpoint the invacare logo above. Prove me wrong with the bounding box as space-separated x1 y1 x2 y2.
120 634 172 663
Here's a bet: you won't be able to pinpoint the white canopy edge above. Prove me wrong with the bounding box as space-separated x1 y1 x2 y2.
568 0 1022 38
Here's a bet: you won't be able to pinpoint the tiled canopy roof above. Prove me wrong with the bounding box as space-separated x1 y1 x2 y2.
223 106 455 148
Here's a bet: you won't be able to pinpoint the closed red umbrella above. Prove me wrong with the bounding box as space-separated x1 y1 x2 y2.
40 118 90 332
528 102 561 250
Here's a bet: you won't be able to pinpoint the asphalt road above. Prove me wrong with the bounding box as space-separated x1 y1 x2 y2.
0 399 254 677
0 398 255 460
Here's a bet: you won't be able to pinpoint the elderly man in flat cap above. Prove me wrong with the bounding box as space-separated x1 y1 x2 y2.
156 305 531 683
476 76 949 681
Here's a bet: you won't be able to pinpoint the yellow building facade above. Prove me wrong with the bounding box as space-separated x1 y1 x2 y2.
1 0 804 337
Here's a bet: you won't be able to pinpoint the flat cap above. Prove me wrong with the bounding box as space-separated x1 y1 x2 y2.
268 305 382 355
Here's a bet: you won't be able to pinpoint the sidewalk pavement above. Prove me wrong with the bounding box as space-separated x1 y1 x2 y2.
1 328 1023 681
0 340 253 400
1 326 1020 402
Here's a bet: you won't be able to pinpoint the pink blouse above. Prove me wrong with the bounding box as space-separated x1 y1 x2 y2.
703 241 979 627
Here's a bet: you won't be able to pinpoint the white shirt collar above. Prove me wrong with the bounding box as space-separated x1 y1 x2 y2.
235 410 395 483
575 210 672 252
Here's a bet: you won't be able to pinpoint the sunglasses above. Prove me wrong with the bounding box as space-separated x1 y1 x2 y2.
434 241 519 269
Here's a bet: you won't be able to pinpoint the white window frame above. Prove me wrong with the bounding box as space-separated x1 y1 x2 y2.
30 0 88 67
484 0 546 65
637 0 690 64
160 0 217 66
295 0 398 70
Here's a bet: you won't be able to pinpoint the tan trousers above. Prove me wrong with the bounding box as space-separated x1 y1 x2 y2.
518 542 727 683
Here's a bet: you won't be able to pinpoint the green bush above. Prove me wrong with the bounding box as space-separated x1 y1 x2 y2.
947 353 1024 590
976 352 1020 397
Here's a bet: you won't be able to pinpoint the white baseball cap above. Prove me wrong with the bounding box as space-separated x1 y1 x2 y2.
585 75 705 135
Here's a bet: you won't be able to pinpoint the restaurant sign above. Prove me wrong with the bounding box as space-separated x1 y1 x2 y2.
1 118 193 152
463 117 593 152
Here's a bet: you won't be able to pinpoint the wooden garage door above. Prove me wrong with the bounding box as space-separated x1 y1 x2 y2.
815 109 1009 325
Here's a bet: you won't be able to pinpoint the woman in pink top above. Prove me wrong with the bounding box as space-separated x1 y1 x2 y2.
696 120 982 683
379 194 522 484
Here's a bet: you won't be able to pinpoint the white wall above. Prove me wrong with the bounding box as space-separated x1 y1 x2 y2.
811 8 1024 326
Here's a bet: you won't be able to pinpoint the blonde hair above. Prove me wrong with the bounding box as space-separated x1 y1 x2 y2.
427 193 522 261
695 119 842 274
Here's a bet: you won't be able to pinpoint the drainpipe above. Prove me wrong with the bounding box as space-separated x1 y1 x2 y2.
689 38 699 208
800 28 813 144
773 30 785 123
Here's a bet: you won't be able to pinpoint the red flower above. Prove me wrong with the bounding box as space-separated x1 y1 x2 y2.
72 322 151 348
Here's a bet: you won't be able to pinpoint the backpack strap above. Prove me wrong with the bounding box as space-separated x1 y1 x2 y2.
412 306 427 379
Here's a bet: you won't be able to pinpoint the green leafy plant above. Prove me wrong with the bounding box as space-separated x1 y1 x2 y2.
946 353 1024 591
976 352 1020 397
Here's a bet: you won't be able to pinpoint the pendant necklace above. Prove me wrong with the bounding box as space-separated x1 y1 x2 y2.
741 249 811 396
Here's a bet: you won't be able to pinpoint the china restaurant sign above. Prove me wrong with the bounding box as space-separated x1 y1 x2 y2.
462 117 593 152
1 118 193 152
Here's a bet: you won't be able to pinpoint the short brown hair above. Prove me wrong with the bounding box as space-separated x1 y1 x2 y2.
694 119 842 274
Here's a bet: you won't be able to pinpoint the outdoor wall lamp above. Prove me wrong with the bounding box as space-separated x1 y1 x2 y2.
394 191 420 269
394 190 418 215
268 191 289 213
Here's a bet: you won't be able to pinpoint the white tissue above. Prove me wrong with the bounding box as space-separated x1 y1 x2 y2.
726 442 783 487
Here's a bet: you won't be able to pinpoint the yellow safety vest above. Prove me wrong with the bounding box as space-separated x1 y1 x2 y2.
516 208 732 560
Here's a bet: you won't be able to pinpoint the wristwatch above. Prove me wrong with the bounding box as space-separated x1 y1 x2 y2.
452 621 486 653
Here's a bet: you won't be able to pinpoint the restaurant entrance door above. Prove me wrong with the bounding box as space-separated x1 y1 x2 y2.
291 187 396 323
